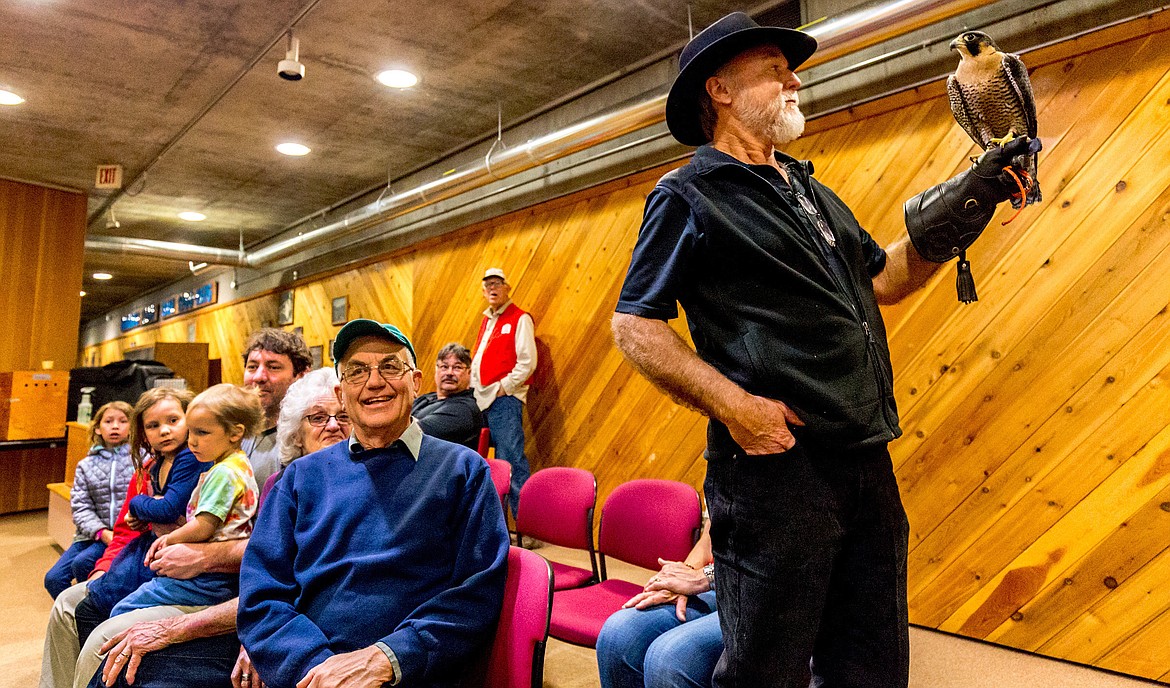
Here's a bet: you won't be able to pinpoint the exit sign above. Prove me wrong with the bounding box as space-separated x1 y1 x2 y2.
95 164 123 189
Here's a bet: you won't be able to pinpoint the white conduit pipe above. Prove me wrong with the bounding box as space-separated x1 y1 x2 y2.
86 0 990 268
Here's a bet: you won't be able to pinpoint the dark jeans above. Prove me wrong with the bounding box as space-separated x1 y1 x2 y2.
87 633 239 688
75 594 109 649
484 394 531 516
704 441 909 688
45 540 106 599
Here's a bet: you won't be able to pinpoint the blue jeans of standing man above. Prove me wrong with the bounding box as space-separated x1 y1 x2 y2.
704 440 909 688
597 591 721 688
44 540 106 599
484 393 530 516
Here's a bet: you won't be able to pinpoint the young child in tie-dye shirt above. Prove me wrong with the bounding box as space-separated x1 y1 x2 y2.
111 384 262 615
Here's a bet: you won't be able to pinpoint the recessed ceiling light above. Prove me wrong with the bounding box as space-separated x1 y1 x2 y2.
276 142 311 156
79 290 86 297
0 89 24 105
92 272 113 280
375 69 418 89
178 211 206 221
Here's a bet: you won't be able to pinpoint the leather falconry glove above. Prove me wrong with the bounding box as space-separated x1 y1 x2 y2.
904 135 1042 303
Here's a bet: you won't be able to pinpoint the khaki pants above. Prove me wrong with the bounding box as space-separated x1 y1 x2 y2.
38 581 204 688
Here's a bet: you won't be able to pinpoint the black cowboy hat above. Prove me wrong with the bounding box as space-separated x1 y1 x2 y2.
665 12 817 146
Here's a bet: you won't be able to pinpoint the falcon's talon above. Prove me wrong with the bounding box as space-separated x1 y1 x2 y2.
989 133 1017 147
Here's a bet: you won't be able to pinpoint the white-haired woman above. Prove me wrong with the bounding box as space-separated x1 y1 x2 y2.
93 368 349 688
268 367 350 493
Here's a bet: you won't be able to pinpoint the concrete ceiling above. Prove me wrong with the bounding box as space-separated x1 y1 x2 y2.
0 0 767 321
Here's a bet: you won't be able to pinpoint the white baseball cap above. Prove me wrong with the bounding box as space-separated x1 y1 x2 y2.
482 267 508 282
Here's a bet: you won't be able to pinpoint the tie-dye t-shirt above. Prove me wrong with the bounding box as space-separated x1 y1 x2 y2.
187 449 258 542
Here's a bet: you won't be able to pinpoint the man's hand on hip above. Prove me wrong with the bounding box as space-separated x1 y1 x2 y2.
725 394 804 455
296 646 394 688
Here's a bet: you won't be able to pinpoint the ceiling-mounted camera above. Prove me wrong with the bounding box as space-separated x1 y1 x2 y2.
278 32 304 81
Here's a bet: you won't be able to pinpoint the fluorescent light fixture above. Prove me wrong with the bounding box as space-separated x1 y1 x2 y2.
93 272 113 280
375 69 418 89
178 211 206 221
276 142 311 156
0 89 24 105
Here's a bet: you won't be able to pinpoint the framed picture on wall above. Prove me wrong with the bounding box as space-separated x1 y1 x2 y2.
328 339 335 364
278 290 294 325
331 296 348 325
310 345 323 369
292 326 304 338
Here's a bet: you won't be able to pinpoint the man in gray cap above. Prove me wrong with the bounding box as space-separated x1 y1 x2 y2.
611 11 1038 687
237 319 508 688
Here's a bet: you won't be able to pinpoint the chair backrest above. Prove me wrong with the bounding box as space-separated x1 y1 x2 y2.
477 427 491 457
515 467 596 550
598 479 701 572
487 458 511 512
473 546 553 688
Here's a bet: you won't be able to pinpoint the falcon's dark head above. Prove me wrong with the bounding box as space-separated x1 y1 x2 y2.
949 31 999 58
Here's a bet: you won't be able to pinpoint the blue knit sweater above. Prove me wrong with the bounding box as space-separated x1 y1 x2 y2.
238 435 509 688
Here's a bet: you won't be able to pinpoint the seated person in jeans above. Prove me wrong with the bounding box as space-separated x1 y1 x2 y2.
596 520 721 688
412 342 483 449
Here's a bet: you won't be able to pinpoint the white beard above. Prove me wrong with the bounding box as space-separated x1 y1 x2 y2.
735 89 805 145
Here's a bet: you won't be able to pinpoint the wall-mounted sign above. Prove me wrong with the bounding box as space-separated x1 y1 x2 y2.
160 297 178 319
177 281 218 314
140 304 158 326
95 164 123 189
120 310 141 332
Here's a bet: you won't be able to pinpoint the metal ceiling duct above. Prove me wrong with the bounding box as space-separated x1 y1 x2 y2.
86 0 989 269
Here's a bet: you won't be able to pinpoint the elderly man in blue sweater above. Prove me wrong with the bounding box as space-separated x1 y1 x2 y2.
238 319 509 688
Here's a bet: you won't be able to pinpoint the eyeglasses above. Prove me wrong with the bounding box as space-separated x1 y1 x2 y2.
303 412 351 427
436 363 468 373
340 358 414 385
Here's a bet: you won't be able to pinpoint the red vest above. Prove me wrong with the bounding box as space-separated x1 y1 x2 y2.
476 303 534 386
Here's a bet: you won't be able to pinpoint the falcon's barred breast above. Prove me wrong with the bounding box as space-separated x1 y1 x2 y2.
947 31 1041 209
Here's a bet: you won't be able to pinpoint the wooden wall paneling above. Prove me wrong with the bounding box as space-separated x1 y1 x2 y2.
0 179 86 372
1039 548 1170 663
908 353 1170 635
889 54 1170 518
988 481 1170 649
197 295 279 384
904 187 1170 613
901 205 1170 626
937 418 1170 634
1098 607 1170 681
887 33 1169 425
0 444 66 513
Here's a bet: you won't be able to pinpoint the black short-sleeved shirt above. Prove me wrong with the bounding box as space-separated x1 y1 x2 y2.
616 145 901 455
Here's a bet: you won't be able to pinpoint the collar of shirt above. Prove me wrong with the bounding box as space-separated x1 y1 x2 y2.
691 143 814 178
482 298 513 319
347 418 422 460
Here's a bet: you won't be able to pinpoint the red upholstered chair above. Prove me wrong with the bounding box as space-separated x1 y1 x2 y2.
514 467 598 590
463 546 552 688
488 458 512 514
548 479 702 648
477 427 491 458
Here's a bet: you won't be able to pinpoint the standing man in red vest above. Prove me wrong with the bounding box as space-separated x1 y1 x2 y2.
471 267 537 518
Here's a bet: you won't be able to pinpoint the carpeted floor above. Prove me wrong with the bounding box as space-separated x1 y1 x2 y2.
6 510 1161 688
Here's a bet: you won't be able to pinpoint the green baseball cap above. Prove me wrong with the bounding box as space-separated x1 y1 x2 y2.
332 319 416 368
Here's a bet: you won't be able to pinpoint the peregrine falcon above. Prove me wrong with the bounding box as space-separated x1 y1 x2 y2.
948 31 1041 209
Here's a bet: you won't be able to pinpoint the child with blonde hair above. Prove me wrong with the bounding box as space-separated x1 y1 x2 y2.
109 384 263 616
43 401 135 599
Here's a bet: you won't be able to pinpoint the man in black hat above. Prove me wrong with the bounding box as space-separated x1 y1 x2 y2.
612 12 1037 687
